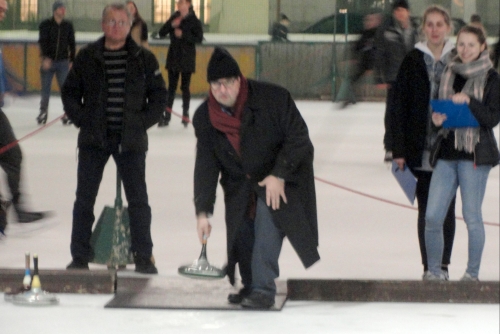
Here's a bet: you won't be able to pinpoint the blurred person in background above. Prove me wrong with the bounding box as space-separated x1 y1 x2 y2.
271 13 290 42
340 11 382 108
391 5 457 280
0 0 49 237
126 1 149 48
156 0 203 128
37 1 75 125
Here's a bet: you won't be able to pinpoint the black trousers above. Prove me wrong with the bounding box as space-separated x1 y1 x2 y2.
0 109 22 205
70 135 153 261
413 170 456 270
232 216 255 289
383 81 396 151
166 69 192 120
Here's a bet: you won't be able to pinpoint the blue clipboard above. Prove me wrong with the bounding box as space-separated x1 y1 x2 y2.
391 162 416 205
430 99 479 128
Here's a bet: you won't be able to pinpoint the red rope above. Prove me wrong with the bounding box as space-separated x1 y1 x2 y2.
2 109 499 228
314 176 499 227
0 114 64 155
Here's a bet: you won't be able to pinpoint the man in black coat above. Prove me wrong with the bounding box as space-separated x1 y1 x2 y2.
61 4 167 273
37 1 75 125
157 0 203 127
192 47 320 309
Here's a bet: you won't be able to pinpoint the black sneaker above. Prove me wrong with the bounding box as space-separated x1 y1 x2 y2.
67 258 89 270
228 287 252 304
241 291 275 309
134 254 158 274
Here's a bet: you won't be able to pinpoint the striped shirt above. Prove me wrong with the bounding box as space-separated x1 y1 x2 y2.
104 48 127 133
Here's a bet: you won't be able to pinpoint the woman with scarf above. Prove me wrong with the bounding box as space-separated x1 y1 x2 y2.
126 1 149 48
392 5 456 280
425 25 500 281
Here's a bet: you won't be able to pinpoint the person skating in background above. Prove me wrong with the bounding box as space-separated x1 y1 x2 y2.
37 1 75 125
374 0 419 162
62 3 167 273
192 47 319 309
271 13 290 42
126 1 149 49
340 11 382 108
425 25 500 281
157 0 203 127
0 0 49 237
391 5 457 280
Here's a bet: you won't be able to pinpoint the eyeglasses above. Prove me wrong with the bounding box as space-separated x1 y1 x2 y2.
210 78 237 90
104 20 130 27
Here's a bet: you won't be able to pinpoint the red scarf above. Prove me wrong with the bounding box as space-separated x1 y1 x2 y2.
208 76 248 155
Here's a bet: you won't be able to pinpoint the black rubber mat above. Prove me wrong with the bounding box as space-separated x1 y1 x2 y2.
287 279 500 303
105 274 287 311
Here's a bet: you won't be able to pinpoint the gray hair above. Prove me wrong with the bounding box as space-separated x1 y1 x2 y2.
102 3 132 23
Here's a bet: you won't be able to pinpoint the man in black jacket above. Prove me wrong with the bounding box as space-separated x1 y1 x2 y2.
374 0 418 162
157 0 203 127
193 47 319 309
37 1 75 125
61 3 167 273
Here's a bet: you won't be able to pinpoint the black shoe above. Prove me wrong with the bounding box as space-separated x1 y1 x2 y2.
181 119 189 128
241 291 275 309
134 254 158 274
16 210 46 223
228 287 252 304
36 111 48 125
67 258 89 270
61 115 72 125
158 112 170 127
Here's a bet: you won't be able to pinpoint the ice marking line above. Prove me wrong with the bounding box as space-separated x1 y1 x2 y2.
314 176 499 227
0 114 65 155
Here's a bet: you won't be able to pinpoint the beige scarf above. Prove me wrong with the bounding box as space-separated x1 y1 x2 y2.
438 50 492 153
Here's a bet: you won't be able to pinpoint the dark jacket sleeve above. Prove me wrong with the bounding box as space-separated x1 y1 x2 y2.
38 20 51 58
468 70 500 128
158 12 178 38
391 53 413 159
182 15 204 44
61 48 87 127
193 103 221 216
141 50 167 129
271 91 314 180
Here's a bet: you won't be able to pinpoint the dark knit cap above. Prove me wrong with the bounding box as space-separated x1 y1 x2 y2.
392 0 409 10
207 47 241 82
53 1 65 12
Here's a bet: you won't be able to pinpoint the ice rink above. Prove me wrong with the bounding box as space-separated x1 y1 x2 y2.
0 95 499 333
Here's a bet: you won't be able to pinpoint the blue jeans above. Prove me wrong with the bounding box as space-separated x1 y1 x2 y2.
40 59 69 111
425 159 491 278
251 198 285 296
